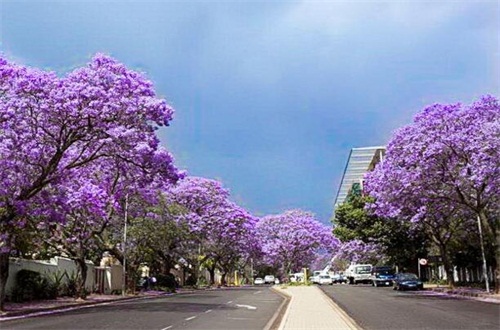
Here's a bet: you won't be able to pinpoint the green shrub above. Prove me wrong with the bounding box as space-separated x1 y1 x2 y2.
45 270 66 298
12 269 59 302
185 274 197 287
156 273 177 292
287 281 311 286
63 270 78 297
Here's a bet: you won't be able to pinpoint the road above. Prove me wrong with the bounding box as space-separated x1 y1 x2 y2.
320 284 500 330
2 287 284 330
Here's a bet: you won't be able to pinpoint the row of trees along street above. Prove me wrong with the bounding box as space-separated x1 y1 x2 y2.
0 54 498 312
332 96 499 293
0 55 337 311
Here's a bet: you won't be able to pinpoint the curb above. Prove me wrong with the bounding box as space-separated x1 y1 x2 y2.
273 287 293 330
266 286 291 330
316 286 362 330
426 288 500 304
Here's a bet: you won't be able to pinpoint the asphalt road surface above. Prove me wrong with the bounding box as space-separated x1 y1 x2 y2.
2 287 284 330
320 284 500 330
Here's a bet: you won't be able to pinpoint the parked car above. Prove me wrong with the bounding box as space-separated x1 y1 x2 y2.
371 266 395 287
310 275 320 284
393 273 424 291
317 274 333 285
331 274 347 284
254 277 264 285
264 275 275 284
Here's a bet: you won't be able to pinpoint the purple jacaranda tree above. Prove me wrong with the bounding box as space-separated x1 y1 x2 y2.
0 54 181 308
331 239 384 268
256 210 338 277
205 203 259 286
171 176 259 285
33 159 180 298
33 174 115 299
310 253 336 272
365 96 500 292
111 186 194 292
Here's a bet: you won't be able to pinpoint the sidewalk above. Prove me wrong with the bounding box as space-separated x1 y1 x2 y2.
273 285 360 330
271 284 500 330
424 284 500 304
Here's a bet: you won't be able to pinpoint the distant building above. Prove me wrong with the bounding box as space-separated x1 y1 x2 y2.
333 146 385 214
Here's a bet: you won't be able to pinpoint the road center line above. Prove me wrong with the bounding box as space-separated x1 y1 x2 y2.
205 309 213 313
253 291 262 294
227 300 233 304
185 316 197 321
160 326 173 330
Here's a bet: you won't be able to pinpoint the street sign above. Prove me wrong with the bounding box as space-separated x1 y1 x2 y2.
419 258 428 265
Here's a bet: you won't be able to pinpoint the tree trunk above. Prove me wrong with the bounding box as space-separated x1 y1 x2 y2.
161 255 174 275
479 210 499 293
0 252 9 311
208 266 216 286
74 258 88 299
221 272 227 286
438 244 455 287
0 210 15 311
495 225 500 294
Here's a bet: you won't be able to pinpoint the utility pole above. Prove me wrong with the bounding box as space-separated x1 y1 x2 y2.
477 215 490 293
250 258 254 284
122 193 128 296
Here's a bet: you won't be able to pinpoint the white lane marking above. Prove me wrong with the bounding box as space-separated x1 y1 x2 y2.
236 304 257 310
160 326 173 330
253 291 262 294
205 309 213 313
227 300 233 304
185 316 197 321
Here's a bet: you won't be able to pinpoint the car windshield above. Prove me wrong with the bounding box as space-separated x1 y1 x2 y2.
356 266 371 274
375 269 394 275
399 274 418 280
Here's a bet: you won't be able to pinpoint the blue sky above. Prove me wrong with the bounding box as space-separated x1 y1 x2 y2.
1 0 498 224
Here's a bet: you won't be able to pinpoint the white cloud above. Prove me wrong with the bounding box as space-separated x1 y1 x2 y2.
280 0 475 34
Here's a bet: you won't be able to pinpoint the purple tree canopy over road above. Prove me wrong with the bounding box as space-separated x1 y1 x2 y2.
171 176 260 284
256 209 338 277
331 240 384 268
0 54 182 309
365 95 500 292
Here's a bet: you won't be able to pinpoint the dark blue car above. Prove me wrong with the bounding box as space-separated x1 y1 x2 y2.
371 266 395 287
393 273 424 291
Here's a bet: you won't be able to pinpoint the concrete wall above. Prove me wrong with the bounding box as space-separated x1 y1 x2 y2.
7 257 95 296
422 264 494 283
95 265 123 294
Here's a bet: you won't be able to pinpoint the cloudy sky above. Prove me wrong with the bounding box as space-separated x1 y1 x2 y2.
1 0 498 224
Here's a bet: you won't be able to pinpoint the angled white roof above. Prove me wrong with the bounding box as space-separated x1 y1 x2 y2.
333 146 386 210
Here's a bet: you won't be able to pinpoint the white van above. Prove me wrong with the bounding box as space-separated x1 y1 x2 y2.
345 264 373 284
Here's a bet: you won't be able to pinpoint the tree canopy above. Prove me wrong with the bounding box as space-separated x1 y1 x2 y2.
365 96 500 291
